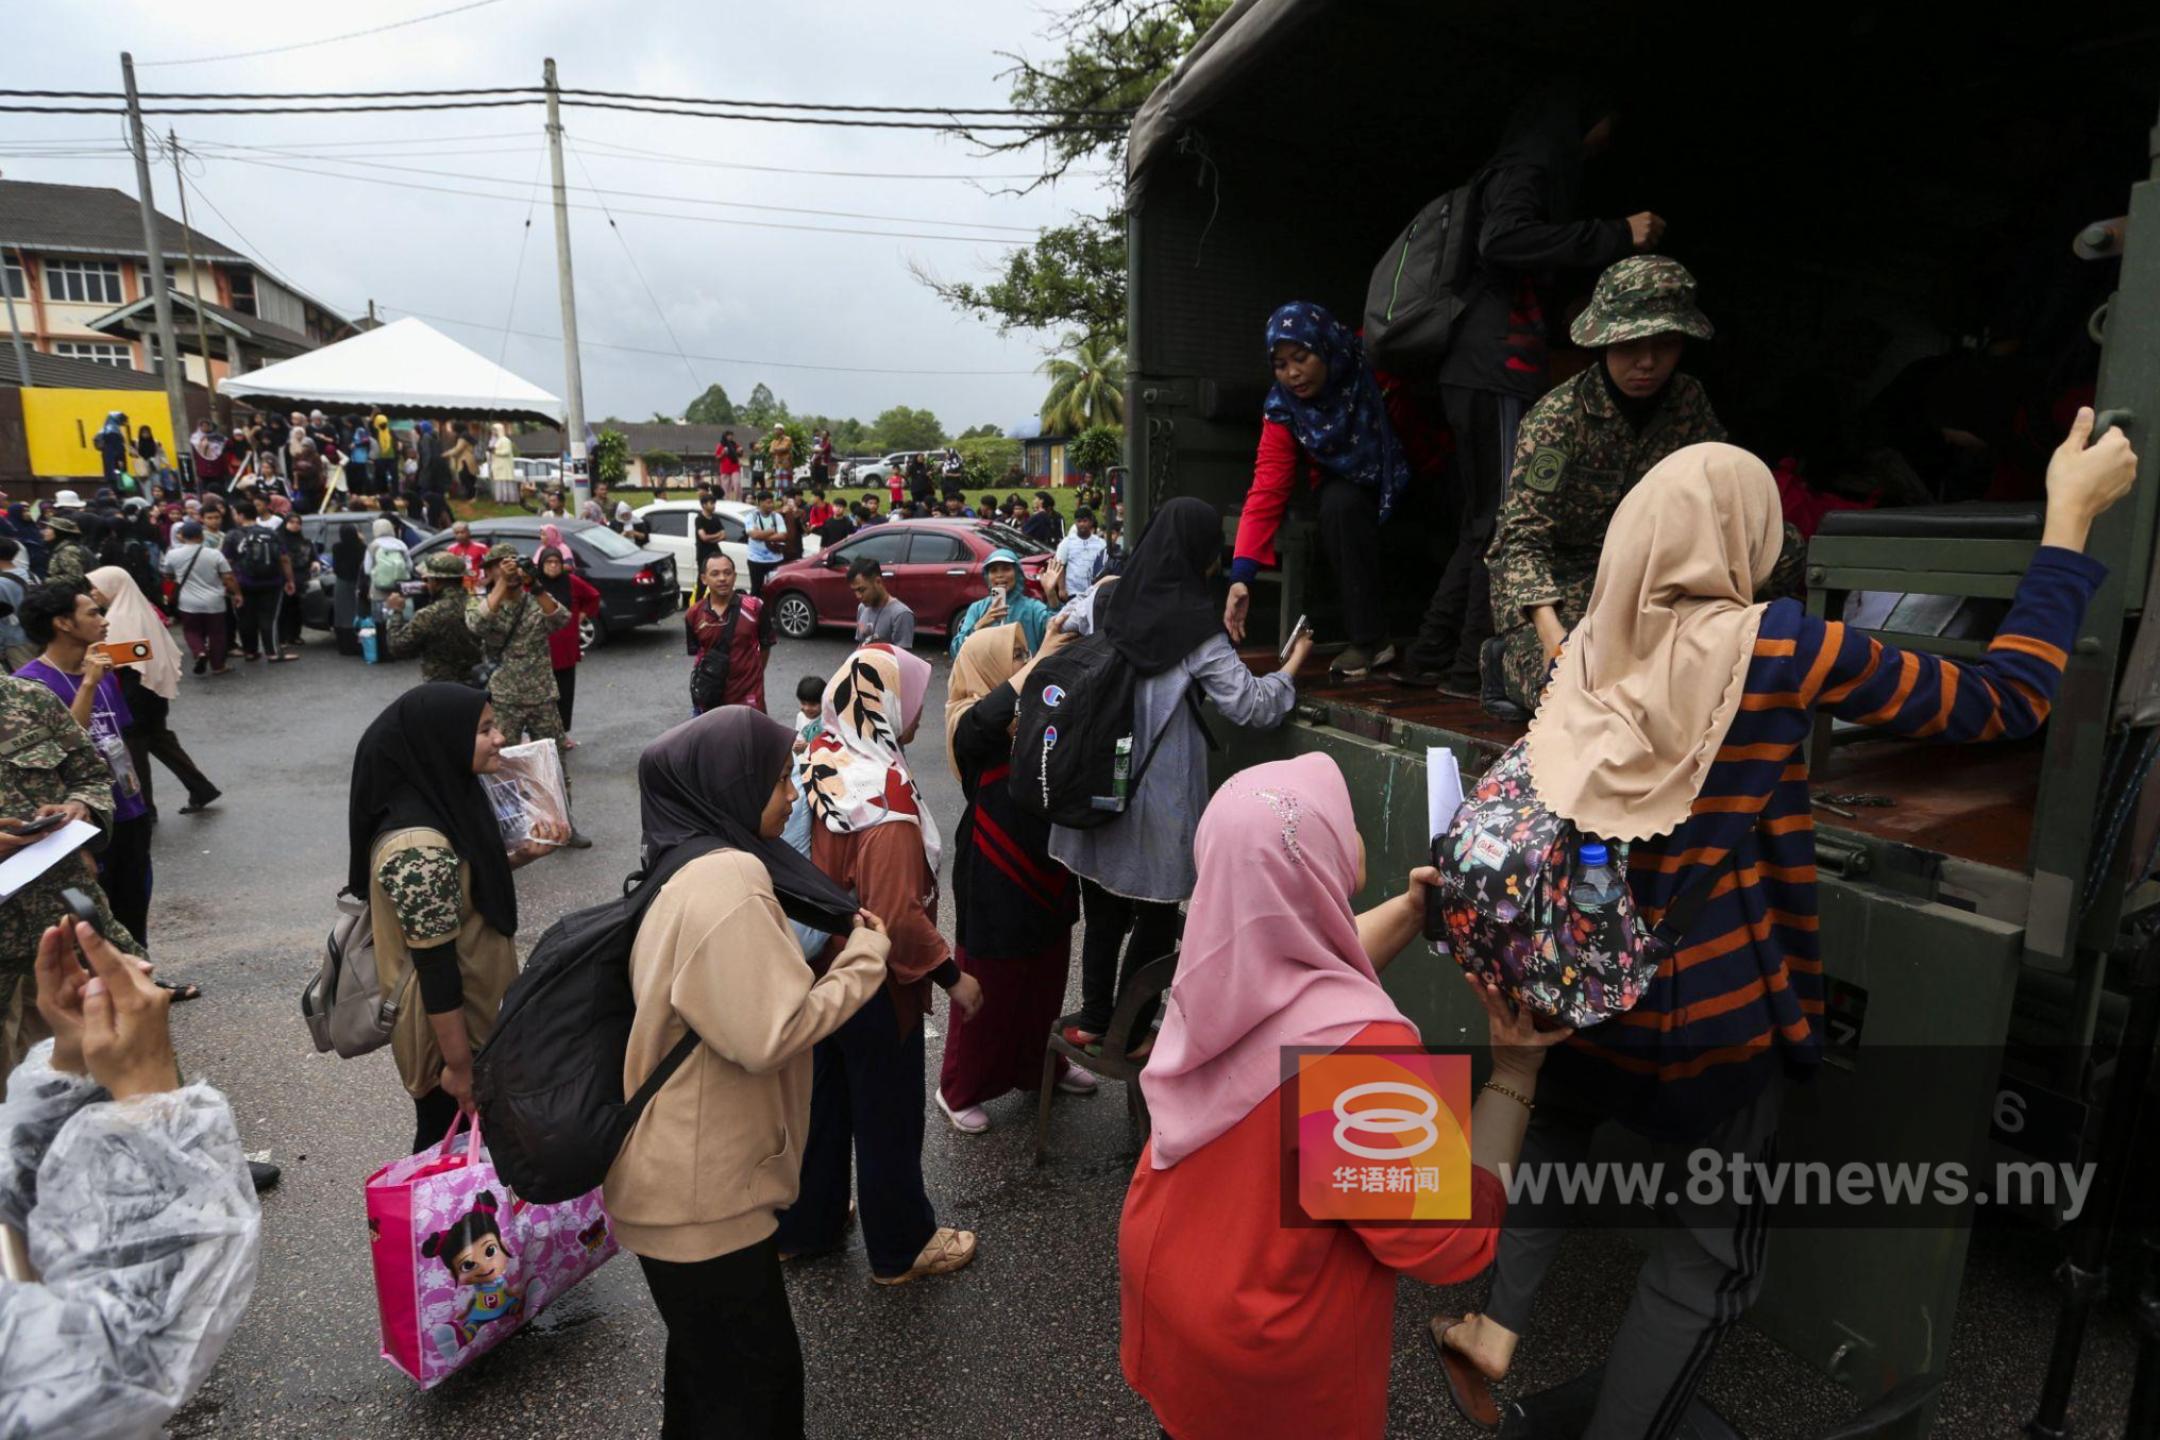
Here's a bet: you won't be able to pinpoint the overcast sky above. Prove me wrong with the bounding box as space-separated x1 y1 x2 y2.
2 0 1118 437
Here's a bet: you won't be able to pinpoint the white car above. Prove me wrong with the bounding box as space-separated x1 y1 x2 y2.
849 451 934 486
512 456 561 484
633 499 821 595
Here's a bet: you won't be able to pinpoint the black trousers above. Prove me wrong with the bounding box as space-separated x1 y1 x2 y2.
278 586 303 645
98 814 153 948
748 560 779 597
1315 476 1385 648
237 586 281 658
638 1239 805 1440
412 1086 461 1155
1075 878 1183 1035
771 985 937 1277
1409 386 1525 678
124 717 217 813
554 665 578 730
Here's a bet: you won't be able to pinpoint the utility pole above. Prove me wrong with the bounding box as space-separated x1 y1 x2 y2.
121 54 187 455
166 130 221 430
543 58 589 504
0 166 29 387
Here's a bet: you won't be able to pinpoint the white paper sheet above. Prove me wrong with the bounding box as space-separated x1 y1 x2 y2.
0 819 99 900
1426 747 1464 840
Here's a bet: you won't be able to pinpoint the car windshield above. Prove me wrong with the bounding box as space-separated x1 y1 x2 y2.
979 522 1051 556
575 525 644 559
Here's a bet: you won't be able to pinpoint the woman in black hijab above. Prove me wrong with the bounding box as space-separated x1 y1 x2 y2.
348 683 564 1150
1097 495 1226 675
609 706 889 1434
330 522 366 655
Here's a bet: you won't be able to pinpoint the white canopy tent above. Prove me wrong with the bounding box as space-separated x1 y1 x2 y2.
216 317 564 422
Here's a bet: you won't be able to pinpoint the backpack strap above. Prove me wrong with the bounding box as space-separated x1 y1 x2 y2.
1124 682 1207 795
1648 847 1740 947
614 835 732 1117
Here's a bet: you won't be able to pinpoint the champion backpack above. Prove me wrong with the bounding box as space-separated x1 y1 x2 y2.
233 525 283 586
1426 739 1730 1030
472 838 726 1203
1009 631 1192 830
1362 176 1481 373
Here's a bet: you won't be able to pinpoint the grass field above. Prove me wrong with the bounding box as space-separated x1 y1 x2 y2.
454 484 1106 525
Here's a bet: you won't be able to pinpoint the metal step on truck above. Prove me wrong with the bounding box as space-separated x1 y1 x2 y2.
1122 3 2160 1435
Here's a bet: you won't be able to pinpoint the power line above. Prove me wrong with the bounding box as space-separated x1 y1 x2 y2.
7 84 1128 118
135 0 508 68
553 86 1132 118
0 97 1109 132
565 137 701 395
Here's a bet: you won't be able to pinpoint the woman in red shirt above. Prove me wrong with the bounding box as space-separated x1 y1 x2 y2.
1120 753 1564 1440
534 549 600 748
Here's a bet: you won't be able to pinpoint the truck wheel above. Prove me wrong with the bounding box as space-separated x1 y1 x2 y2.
773 592 817 640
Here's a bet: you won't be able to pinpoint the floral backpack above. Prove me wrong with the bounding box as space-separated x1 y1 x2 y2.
1427 739 1728 1030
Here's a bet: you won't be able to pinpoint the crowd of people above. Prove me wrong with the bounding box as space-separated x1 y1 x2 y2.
179 409 517 525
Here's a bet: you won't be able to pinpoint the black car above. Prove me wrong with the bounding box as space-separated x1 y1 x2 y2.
408 517 676 649
295 510 433 632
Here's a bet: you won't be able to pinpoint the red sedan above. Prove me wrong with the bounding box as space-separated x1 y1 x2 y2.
763 518 1053 642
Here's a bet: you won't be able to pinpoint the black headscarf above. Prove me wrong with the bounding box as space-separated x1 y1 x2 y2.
1097 495 1224 675
638 706 859 934
346 684 518 937
535 550 574 609
332 523 366 581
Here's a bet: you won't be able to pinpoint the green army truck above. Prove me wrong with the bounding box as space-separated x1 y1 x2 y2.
1123 3 2159 1433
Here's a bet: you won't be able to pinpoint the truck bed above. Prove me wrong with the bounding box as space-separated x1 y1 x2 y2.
1272 662 2042 873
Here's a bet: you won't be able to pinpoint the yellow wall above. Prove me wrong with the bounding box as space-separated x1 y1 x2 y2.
21 389 181 479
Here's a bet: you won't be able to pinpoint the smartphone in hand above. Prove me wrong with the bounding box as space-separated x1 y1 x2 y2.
5 812 67 839
59 886 100 971
1279 613 1313 663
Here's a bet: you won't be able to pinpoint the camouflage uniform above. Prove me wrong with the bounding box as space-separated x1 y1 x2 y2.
0 677 140 1071
466 545 570 760
44 519 93 586
385 554 483 685
1486 258 1805 707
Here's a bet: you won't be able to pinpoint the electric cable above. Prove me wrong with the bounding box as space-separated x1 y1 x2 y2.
564 135 702 395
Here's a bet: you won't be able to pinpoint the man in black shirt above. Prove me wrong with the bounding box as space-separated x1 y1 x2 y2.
1021 491 1064 548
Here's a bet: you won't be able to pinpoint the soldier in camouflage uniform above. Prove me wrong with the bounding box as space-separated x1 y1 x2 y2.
0 675 141 1072
384 552 484 685
43 514 95 586
465 543 588 845
1484 257 1806 711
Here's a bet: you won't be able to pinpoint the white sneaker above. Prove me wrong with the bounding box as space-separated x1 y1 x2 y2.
1055 1063 1100 1095
935 1087 989 1134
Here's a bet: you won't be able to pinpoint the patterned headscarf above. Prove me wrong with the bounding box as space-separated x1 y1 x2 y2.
1261 301 1412 521
803 643 941 872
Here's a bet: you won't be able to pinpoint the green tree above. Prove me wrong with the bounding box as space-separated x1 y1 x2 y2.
1068 423 1124 477
1039 333 1126 433
640 449 683 479
870 406 946 453
957 422 1006 440
922 1 1232 339
592 428 629 488
954 435 1023 488
738 382 787 431
684 383 737 425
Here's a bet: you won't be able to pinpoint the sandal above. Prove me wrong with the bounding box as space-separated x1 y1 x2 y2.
1428 1314 1503 1431
871 1226 977 1286
156 979 204 1003
1060 1024 1104 1052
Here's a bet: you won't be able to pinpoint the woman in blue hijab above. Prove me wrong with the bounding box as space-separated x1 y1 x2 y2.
1226 302 1416 679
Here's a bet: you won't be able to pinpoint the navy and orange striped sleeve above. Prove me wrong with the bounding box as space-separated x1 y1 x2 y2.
1793 546 2105 740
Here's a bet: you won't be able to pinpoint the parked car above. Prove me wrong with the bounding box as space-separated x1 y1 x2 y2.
847 451 933 486
512 457 561 485
632 500 824 595
761 518 1050 643
295 510 434 631
407 516 676 649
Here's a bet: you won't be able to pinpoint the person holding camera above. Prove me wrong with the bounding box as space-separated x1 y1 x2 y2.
0 918 261 1437
465 545 589 847
384 553 484 686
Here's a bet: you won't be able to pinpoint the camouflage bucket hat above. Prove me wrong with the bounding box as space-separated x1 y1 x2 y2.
47 514 80 536
1570 256 1714 347
482 542 522 567
423 552 469 578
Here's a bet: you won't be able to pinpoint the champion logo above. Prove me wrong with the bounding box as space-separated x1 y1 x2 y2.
1043 725 1058 748
1042 684 1066 708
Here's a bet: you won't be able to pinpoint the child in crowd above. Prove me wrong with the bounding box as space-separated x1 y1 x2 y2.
794 674 825 750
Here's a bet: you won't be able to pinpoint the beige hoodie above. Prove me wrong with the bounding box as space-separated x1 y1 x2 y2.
604 848 887 1262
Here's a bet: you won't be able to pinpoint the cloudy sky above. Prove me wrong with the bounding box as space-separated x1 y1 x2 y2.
2 0 1119 436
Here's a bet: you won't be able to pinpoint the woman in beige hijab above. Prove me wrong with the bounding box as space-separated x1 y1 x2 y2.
88 565 221 821
1434 419 2135 1436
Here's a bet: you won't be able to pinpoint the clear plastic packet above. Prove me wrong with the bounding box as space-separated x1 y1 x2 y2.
480 739 569 851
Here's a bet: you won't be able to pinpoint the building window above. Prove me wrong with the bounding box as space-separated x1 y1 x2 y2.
44 259 124 306
51 341 132 368
2 256 22 301
227 269 256 317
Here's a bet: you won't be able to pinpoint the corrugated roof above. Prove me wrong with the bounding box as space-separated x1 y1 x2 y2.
0 180 245 264
89 291 318 355
4 349 170 391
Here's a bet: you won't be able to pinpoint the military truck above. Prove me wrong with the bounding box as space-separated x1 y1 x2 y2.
1123 3 2159 1433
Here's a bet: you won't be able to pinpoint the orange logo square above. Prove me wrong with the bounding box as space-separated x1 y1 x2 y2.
1288 1048 1473 1223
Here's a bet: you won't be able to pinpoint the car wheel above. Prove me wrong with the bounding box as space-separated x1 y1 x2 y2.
773 591 817 640
948 606 974 641
580 613 605 654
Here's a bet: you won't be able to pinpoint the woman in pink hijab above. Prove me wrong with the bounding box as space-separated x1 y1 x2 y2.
1118 754 1565 1440
537 522 575 567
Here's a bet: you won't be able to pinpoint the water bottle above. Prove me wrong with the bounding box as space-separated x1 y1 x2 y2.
1570 841 1628 952
358 615 379 665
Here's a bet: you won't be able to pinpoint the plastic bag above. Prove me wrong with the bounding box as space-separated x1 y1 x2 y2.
481 739 569 851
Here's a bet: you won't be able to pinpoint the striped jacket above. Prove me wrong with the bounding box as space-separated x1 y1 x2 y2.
1552 546 2106 1139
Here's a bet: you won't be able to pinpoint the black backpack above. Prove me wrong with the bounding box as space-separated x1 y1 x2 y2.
232 525 283 586
472 838 726 1203
1008 631 1190 830
1362 176 1482 372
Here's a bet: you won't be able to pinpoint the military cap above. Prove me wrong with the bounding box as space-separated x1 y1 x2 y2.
1570 256 1715 348
423 551 469 578
482 542 522 567
46 514 80 536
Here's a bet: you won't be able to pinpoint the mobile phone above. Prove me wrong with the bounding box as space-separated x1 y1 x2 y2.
6 812 66 838
92 639 153 668
1279 613 1313 662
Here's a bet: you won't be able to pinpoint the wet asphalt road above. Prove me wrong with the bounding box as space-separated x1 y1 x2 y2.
144 621 2137 1438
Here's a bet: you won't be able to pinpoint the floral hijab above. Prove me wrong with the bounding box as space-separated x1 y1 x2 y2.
1261 301 1411 521
803 643 941 872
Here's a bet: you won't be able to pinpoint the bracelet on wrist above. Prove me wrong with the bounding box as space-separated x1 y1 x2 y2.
1482 1078 1535 1111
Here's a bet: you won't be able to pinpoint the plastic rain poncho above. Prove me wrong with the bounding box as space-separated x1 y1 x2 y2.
0 1041 260 1439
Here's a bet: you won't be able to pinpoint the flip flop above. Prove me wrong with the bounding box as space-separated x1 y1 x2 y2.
1428 1314 1502 1431
156 979 203 1003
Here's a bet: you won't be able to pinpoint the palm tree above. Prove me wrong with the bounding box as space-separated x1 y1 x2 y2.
1038 333 1126 434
